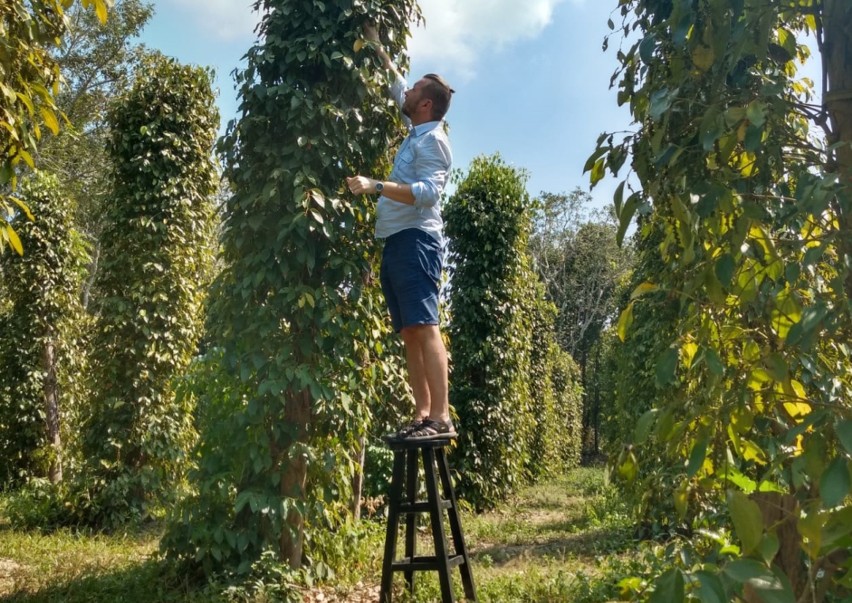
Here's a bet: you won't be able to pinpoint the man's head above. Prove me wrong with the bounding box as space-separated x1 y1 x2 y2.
402 74 455 124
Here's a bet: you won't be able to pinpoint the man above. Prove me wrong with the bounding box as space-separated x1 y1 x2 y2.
346 26 455 440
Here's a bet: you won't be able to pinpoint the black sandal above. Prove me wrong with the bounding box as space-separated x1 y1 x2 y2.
390 417 427 440
403 418 457 440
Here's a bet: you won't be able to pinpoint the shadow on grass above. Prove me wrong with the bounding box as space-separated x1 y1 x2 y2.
3 558 213 603
470 524 634 567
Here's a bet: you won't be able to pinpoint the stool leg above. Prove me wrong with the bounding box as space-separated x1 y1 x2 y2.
380 449 406 602
423 447 455 602
437 448 477 601
403 447 418 594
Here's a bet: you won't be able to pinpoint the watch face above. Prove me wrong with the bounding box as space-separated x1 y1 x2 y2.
376 183 384 193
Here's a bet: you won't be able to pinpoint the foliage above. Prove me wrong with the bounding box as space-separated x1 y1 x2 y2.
0 172 89 486
80 54 219 527
38 0 156 305
593 0 852 599
445 153 582 509
550 341 584 470
529 190 633 454
530 189 633 358
0 0 108 254
445 154 535 509
527 294 584 477
160 0 416 579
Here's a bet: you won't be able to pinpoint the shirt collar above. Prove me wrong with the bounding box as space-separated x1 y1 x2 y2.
410 120 442 137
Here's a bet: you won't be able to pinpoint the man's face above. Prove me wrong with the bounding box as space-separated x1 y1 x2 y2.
402 79 430 120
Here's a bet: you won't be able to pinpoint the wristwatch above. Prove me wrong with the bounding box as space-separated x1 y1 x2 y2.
375 181 384 194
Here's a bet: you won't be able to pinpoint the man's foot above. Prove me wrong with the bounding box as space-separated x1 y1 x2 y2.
389 417 427 440
403 418 456 440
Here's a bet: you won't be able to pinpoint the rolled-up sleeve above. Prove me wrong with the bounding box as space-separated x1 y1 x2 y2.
411 133 452 209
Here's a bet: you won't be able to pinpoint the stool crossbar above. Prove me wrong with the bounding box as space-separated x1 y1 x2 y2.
379 436 476 602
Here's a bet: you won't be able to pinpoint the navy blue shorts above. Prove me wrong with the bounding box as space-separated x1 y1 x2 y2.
380 228 442 333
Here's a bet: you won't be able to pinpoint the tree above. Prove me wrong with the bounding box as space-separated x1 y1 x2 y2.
161 0 417 577
593 0 852 598
445 154 582 509
529 189 633 452
0 173 89 486
81 55 219 526
37 0 155 305
0 0 109 254
530 190 630 359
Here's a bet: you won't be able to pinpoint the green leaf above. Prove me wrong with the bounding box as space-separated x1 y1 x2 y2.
590 158 605 185
7 195 34 221
703 347 724 376
728 490 764 555
3 224 23 255
694 571 726 603
748 568 795 603
617 302 634 342
15 92 35 116
686 438 708 477
655 348 678 387
40 107 60 135
714 253 735 285
630 281 658 299
822 506 852 550
613 180 625 216
723 559 768 583
583 146 607 174
616 192 640 245
836 420 852 455
756 532 780 564
633 409 658 444
649 88 676 121
639 34 657 64
723 467 757 494
820 458 851 508
746 101 767 128
650 568 684 603
674 480 689 518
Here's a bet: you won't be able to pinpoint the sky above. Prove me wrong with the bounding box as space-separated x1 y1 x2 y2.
138 0 636 207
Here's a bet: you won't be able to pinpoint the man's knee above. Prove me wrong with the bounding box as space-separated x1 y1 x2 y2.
400 323 439 344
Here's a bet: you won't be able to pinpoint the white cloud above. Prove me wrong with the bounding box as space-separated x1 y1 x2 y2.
165 0 572 71
408 0 570 80
172 0 260 41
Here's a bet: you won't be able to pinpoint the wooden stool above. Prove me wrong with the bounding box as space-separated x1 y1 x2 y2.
379 435 477 602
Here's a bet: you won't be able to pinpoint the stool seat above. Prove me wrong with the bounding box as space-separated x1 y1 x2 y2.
382 433 457 448
379 436 477 602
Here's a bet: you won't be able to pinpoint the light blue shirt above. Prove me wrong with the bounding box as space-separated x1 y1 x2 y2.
375 76 452 244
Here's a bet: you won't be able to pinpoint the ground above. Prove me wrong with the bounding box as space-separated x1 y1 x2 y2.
0 467 631 602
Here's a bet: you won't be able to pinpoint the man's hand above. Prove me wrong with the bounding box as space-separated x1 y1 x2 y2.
361 22 395 73
347 176 381 195
363 23 379 44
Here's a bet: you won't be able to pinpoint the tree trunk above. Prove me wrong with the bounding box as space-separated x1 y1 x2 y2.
823 0 852 298
350 435 366 521
41 337 62 484
279 388 311 569
593 344 601 455
741 493 802 601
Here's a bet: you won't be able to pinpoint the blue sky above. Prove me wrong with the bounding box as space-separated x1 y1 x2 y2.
139 1 633 206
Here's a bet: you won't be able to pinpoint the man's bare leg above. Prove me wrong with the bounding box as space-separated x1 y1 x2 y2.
402 328 431 420
401 324 449 423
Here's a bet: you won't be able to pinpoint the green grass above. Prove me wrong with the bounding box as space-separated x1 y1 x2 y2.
0 467 634 602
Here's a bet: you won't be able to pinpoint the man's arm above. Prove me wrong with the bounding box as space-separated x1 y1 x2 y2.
363 24 401 78
346 176 416 205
